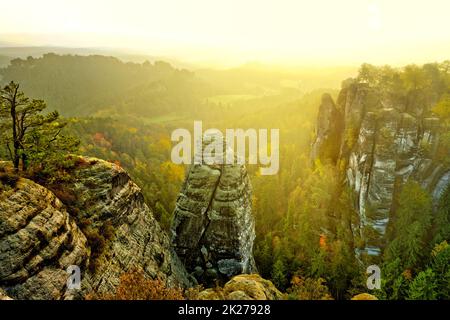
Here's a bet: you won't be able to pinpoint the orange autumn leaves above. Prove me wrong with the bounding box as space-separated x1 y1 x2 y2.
319 234 328 250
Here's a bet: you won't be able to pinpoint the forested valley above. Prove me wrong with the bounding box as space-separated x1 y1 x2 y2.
1 54 449 300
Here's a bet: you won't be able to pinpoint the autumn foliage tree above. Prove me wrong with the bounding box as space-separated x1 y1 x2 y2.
286 275 333 300
86 269 184 300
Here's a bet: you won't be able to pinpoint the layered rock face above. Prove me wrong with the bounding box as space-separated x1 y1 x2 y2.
0 157 191 299
59 157 191 295
171 135 256 285
311 93 344 163
312 81 449 255
0 288 12 300
0 178 88 299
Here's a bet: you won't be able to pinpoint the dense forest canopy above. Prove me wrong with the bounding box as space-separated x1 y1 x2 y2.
0 54 206 117
0 54 355 118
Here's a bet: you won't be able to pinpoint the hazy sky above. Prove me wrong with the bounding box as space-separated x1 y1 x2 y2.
1 0 449 67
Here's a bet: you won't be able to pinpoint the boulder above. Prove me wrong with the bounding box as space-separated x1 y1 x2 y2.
351 293 378 300
197 274 283 300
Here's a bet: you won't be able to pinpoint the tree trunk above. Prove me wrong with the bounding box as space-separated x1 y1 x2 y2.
12 118 19 171
13 154 19 171
21 152 27 172
10 86 19 171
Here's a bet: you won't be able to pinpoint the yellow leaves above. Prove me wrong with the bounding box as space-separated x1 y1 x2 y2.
402 269 412 281
291 275 302 286
160 161 185 182
127 127 138 134
433 94 450 120
134 159 147 172
432 240 449 257
156 136 172 153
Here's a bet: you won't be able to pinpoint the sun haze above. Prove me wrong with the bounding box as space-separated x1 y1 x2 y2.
0 0 449 67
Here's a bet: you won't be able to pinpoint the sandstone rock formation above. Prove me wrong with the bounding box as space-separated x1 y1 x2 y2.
351 293 378 300
311 93 344 163
0 156 191 299
0 288 12 300
0 178 88 299
197 274 283 300
171 134 256 285
58 157 191 296
312 81 449 255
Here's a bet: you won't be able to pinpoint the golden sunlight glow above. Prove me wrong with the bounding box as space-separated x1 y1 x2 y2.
0 0 449 67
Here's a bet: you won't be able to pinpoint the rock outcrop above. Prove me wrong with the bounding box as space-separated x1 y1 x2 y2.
0 178 88 299
0 288 12 300
312 81 449 255
171 134 256 285
311 93 344 163
0 156 191 299
58 157 192 296
351 293 378 300
197 274 283 300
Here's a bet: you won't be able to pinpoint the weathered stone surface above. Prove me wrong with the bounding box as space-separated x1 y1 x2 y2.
172 134 256 285
351 293 378 300
0 156 192 299
313 82 449 255
196 288 225 300
223 274 283 300
311 93 344 163
0 288 12 300
56 157 192 295
197 274 283 300
0 178 88 300
432 171 450 201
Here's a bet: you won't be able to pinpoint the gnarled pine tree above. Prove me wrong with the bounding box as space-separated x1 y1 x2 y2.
0 81 78 171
